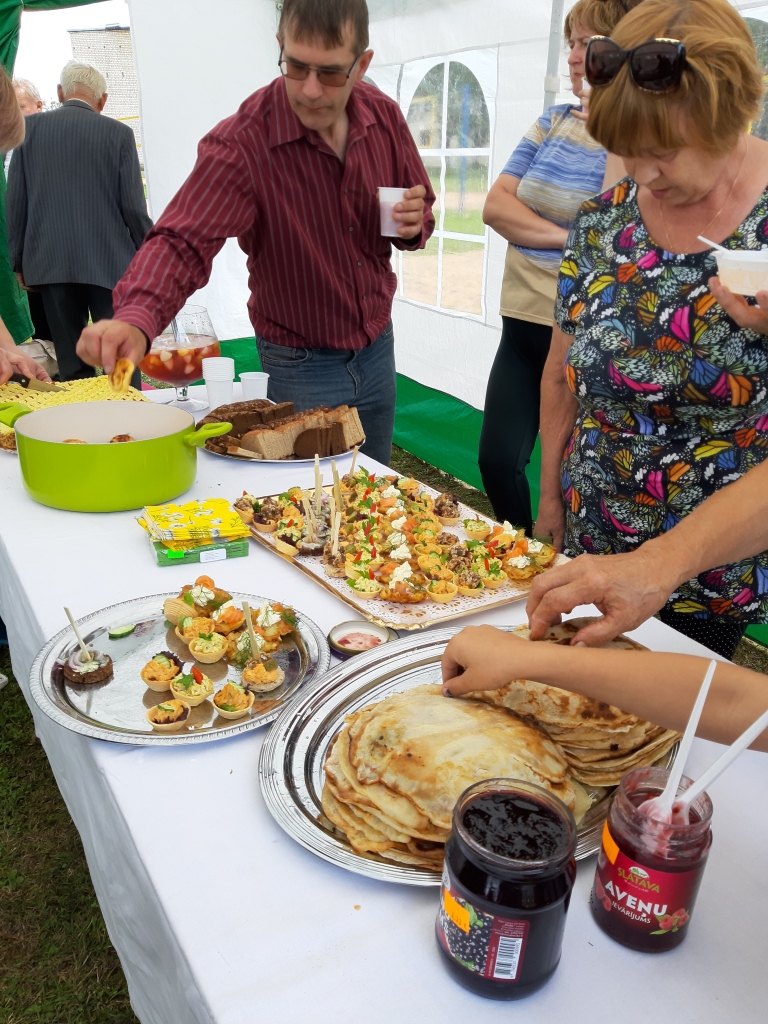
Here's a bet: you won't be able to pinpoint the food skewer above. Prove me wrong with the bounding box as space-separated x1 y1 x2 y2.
241 601 260 661
331 510 342 556
301 493 316 541
331 459 342 513
328 494 336 533
64 606 93 662
349 445 359 478
314 454 322 515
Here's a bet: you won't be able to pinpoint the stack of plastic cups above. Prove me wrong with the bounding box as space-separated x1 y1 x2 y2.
202 357 235 410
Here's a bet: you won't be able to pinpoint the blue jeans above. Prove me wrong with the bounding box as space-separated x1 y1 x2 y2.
255 323 396 465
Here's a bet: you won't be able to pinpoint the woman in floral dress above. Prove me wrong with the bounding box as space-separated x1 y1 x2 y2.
536 0 768 658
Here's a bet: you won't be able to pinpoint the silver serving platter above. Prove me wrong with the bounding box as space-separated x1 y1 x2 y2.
260 627 678 887
29 592 330 746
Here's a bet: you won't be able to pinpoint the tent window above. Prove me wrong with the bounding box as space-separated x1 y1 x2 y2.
400 60 490 318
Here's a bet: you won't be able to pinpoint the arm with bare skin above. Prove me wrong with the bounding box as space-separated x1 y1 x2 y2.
532 325 578 550
483 174 570 249
441 626 768 751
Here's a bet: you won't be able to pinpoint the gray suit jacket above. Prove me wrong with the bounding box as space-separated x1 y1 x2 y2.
6 100 152 289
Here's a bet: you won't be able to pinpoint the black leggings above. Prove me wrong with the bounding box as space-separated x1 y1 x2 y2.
478 316 552 534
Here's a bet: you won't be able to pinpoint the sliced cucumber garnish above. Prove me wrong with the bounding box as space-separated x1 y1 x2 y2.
108 624 136 639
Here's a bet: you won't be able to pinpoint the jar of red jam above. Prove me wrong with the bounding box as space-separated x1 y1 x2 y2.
436 779 577 1000
591 765 713 952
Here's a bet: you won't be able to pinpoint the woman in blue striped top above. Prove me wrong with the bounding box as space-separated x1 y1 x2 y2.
479 0 638 533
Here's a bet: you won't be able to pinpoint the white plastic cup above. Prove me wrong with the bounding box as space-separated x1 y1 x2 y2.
714 249 768 296
239 371 270 400
379 187 407 238
205 379 233 410
201 356 235 381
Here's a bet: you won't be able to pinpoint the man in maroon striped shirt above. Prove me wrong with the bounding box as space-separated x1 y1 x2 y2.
76 0 435 463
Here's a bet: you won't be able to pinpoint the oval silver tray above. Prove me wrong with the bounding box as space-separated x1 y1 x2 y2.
260 627 678 886
29 592 330 746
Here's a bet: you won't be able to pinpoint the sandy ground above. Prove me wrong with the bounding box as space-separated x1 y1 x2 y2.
400 246 484 315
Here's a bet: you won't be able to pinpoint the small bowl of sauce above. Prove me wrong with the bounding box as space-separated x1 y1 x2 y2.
327 620 396 659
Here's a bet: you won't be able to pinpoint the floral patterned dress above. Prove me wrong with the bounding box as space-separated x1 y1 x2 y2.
554 178 768 624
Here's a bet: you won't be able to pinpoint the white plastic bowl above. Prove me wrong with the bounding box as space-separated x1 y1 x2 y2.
715 249 768 296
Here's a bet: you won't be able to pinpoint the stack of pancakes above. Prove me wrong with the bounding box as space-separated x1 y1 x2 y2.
468 621 680 786
322 619 680 869
322 685 592 870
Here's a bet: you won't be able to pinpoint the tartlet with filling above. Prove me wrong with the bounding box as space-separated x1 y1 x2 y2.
175 616 216 645
274 518 302 556
146 699 191 732
169 666 214 706
475 557 507 590
163 575 232 623
141 650 184 692
434 492 461 526
455 569 485 597
346 577 382 600
188 631 228 664
463 517 491 541
213 682 255 720
427 579 458 603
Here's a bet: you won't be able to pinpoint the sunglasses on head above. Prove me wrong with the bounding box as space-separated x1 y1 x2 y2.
585 36 688 93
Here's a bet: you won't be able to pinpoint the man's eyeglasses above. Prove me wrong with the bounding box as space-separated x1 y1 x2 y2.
278 48 360 88
585 36 688 93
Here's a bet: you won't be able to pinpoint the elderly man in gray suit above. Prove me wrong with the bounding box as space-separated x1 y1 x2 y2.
7 61 151 383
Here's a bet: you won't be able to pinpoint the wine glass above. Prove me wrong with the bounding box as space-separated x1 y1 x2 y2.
139 304 220 412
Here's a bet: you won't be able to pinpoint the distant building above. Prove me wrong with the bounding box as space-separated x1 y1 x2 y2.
68 23 141 161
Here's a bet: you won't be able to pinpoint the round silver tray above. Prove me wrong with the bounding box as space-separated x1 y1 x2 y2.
202 444 363 465
29 592 330 746
260 626 678 887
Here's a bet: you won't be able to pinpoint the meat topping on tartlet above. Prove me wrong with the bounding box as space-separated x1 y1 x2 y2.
434 492 460 518
455 569 483 590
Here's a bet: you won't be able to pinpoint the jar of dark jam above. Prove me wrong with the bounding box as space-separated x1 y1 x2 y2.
436 779 577 1000
591 765 713 953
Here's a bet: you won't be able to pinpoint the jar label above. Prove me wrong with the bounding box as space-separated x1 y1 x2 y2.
593 823 700 937
437 871 529 981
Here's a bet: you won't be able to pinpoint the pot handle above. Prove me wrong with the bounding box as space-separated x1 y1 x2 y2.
183 421 233 448
0 402 32 428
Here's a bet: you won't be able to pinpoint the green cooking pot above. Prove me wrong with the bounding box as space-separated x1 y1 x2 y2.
0 401 231 512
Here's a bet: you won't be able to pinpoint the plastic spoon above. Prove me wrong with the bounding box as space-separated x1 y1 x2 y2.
638 659 717 823
671 705 768 823
64 606 93 663
697 235 728 252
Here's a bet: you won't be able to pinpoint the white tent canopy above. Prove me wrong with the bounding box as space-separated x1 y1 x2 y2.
127 0 575 412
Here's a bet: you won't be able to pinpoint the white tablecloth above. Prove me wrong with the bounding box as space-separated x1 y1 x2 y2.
1 385 766 1024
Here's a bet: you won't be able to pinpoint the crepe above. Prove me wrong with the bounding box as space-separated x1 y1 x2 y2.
464 618 679 785
322 684 587 870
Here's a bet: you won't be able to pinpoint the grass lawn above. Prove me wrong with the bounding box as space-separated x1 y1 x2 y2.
1 444 766 1022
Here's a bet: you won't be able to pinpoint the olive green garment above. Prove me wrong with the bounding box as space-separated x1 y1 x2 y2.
0 163 32 343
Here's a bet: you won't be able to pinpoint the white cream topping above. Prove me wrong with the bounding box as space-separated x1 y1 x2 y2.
388 531 407 549
390 562 413 584
212 600 234 620
501 521 517 535
390 515 407 530
507 555 530 568
527 539 544 554
381 485 401 499
190 584 215 605
256 601 282 628
390 543 411 561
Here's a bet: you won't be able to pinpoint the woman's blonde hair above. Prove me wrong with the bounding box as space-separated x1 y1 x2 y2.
0 68 24 152
588 0 764 156
565 0 642 39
